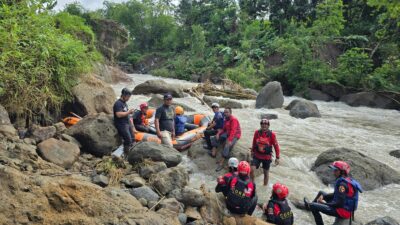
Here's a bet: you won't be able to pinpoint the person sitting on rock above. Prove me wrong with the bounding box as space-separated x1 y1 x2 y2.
203 103 224 151
263 182 294 225
250 118 280 186
174 106 187 136
113 88 136 157
133 102 156 134
215 157 239 197
155 93 175 146
212 107 241 172
304 161 363 225
225 161 258 216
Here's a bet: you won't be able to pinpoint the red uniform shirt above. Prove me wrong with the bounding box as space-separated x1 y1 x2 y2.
251 129 280 160
217 115 241 142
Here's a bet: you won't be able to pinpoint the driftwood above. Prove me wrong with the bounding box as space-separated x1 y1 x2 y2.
190 80 256 100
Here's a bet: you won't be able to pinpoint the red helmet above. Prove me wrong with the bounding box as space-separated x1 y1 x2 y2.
238 161 251 175
260 118 270 125
140 103 148 110
272 182 289 199
329 161 350 175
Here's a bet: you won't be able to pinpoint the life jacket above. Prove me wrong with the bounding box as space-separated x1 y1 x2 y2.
175 115 187 135
271 199 294 225
256 129 273 155
334 177 363 217
216 171 237 196
226 176 254 213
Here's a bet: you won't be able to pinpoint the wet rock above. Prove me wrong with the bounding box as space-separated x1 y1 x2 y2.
150 167 189 195
158 198 183 214
66 113 121 157
169 187 206 207
0 104 11 125
30 125 56 143
92 174 109 187
0 125 18 138
185 207 202 221
53 122 66 135
67 76 116 116
389 150 400 159
121 173 146 188
256 81 284 109
340 91 400 110
139 161 168 179
130 186 159 202
60 133 82 148
139 198 148 207
148 94 195 111
365 216 399 225
312 148 400 191
287 99 321 119
319 82 347 100
128 142 182 168
259 113 278 120
37 138 80 169
296 88 334 102
178 213 188 225
203 96 244 109
132 79 185 97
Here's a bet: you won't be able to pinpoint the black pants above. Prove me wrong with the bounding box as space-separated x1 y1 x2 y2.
204 129 218 149
135 124 156 134
310 191 339 225
226 195 258 216
116 124 134 153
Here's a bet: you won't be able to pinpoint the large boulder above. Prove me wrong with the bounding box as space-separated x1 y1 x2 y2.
133 79 185 97
121 173 146 188
148 94 195 112
287 99 321 119
158 198 184 214
130 186 160 202
66 113 121 157
389 150 400 159
0 104 11 125
255 81 284 109
365 217 399 225
29 125 57 143
37 138 80 169
128 142 182 168
169 187 206 207
306 88 334 102
150 166 189 195
93 62 131 84
203 96 244 109
319 82 347 100
312 148 400 191
66 76 117 117
340 91 400 110
139 161 168 179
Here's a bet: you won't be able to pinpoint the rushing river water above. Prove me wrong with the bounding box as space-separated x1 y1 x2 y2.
112 74 400 225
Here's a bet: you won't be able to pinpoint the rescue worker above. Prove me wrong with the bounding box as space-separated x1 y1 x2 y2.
213 107 241 172
175 106 186 136
215 157 239 196
226 161 258 216
263 183 294 225
250 118 280 186
155 93 175 146
133 102 156 134
203 103 224 151
113 88 136 157
304 161 363 225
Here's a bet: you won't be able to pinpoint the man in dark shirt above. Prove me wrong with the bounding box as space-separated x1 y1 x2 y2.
203 103 224 151
155 93 175 146
113 88 136 157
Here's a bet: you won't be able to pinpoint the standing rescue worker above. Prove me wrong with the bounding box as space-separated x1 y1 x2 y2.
225 161 258 216
304 161 363 225
215 157 239 196
155 93 175 146
250 118 280 186
263 183 294 225
113 88 136 157
133 102 156 134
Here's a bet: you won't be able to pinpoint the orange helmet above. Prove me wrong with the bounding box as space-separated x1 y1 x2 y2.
238 161 251 175
175 106 184 115
272 182 289 199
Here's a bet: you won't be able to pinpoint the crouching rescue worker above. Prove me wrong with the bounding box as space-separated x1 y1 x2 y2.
225 161 258 216
215 157 239 196
174 106 186 136
304 161 362 225
263 183 294 225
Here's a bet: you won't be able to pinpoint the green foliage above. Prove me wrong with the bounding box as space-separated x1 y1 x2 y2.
311 0 345 41
190 25 206 57
367 57 400 91
0 0 100 115
336 48 373 88
224 58 263 89
54 12 96 47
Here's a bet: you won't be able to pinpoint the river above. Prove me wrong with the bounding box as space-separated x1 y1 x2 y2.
112 74 400 225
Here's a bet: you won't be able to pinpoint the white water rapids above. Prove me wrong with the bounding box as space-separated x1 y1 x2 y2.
112 74 400 225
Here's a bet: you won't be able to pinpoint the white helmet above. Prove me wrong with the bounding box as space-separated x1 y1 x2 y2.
228 157 239 168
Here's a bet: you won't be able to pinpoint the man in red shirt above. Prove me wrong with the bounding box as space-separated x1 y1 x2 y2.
212 107 241 172
250 118 280 186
